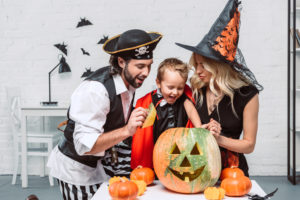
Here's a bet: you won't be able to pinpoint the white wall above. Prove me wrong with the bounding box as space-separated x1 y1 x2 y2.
0 0 288 175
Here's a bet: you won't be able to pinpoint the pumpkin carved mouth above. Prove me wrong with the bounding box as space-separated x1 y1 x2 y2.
168 165 205 182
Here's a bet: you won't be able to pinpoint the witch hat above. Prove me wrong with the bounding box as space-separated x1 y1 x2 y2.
176 0 240 64
176 0 263 90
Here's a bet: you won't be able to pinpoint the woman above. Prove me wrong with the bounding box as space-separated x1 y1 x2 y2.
176 0 263 176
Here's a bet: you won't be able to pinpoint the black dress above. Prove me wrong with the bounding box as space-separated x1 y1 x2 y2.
196 85 258 176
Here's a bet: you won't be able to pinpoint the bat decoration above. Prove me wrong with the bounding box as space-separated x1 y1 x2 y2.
81 68 94 78
54 42 68 56
76 17 93 28
81 48 90 56
246 188 278 200
97 35 109 44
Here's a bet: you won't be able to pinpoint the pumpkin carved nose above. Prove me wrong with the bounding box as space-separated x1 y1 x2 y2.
180 156 191 167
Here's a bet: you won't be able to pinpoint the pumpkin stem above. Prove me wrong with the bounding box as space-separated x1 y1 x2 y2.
136 165 143 169
120 177 127 182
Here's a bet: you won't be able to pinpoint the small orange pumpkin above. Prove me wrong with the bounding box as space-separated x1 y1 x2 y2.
220 167 244 180
204 187 225 200
130 165 155 185
109 178 138 200
131 180 147 196
221 175 252 197
108 176 128 188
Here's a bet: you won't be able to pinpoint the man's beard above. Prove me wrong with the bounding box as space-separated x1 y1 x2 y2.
123 64 144 88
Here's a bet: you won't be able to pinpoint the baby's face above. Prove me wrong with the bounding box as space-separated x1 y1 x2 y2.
156 69 186 105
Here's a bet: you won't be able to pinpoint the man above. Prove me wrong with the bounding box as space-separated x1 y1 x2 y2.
47 29 162 200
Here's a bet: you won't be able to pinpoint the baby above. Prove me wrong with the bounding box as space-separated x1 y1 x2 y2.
131 58 202 169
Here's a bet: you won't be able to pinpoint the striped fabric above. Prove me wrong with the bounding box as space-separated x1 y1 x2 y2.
57 179 102 200
102 140 132 178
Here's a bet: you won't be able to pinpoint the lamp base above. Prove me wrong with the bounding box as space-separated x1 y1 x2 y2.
41 101 58 106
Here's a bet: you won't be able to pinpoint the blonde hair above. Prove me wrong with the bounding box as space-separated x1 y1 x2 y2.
189 53 250 115
157 58 189 82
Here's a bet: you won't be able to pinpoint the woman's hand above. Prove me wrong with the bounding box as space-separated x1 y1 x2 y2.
201 118 222 140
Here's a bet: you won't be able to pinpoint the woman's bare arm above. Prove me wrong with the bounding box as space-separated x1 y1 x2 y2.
212 94 259 154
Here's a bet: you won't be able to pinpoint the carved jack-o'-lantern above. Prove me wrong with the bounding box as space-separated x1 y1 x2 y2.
153 128 221 193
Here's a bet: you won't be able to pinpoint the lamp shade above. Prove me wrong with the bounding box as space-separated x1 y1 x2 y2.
41 55 71 106
58 56 71 73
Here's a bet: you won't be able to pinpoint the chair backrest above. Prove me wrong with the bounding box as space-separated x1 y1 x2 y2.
5 87 22 134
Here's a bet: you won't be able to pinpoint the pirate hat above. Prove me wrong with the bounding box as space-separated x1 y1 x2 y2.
176 0 263 90
103 29 162 59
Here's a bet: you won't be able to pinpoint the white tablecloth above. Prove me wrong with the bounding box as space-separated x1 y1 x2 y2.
91 180 266 200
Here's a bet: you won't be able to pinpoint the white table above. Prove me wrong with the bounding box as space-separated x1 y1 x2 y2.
92 180 266 200
21 105 68 188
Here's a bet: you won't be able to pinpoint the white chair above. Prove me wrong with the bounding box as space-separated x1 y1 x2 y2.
6 87 60 186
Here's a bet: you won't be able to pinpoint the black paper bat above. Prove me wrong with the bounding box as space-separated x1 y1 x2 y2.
246 188 278 200
97 35 109 44
81 48 90 56
54 42 67 56
81 68 94 78
76 18 93 28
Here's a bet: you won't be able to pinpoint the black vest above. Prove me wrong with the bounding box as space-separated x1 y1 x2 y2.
58 66 127 168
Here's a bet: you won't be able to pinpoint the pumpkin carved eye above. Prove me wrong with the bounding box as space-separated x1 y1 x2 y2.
170 143 181 154
190 143 203 155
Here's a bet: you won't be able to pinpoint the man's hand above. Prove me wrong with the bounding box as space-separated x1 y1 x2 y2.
85 107 148 155
125 107 148 136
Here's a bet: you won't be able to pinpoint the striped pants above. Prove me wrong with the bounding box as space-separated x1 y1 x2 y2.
57 179 102 200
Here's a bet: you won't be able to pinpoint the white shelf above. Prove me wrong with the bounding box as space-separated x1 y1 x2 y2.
289 128 300 133
290 88 300 92
290 7 300 13
290 48 300 53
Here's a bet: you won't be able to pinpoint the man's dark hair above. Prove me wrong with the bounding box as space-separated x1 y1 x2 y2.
109 55 131 75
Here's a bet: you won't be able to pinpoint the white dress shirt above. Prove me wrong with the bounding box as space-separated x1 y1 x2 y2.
47 73 135 186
